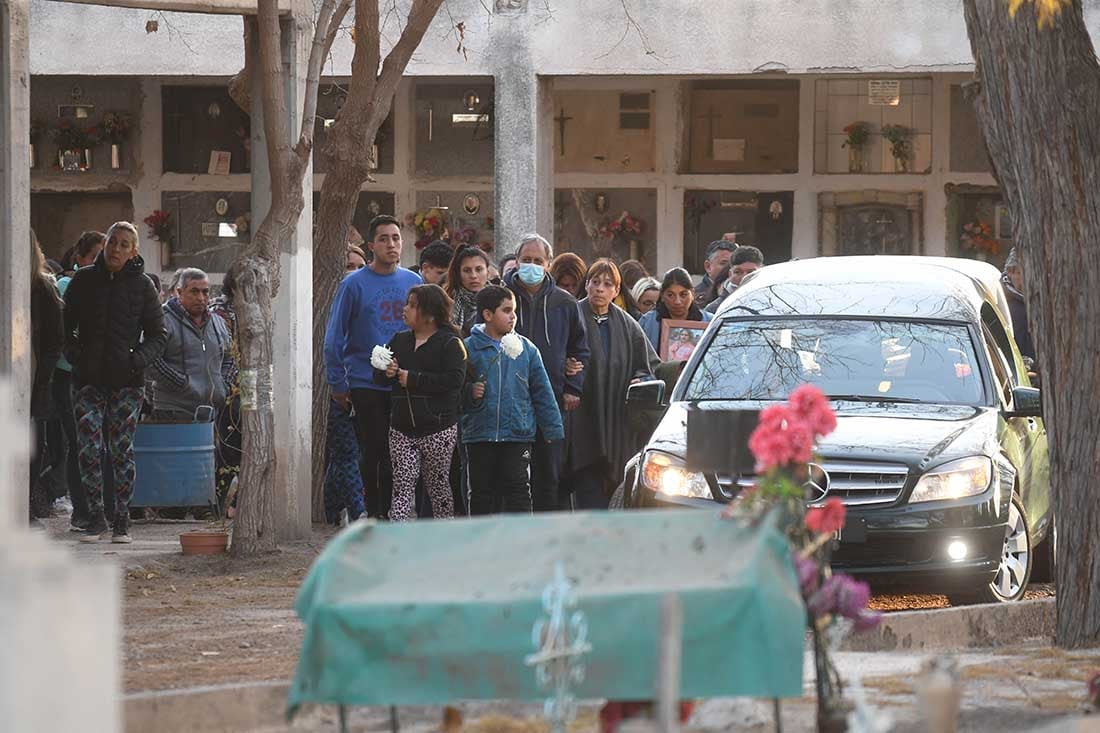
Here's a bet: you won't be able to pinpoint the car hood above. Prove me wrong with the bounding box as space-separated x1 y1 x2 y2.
649 400 1001 473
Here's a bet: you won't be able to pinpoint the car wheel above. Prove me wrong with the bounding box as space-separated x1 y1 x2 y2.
949 496 1032 605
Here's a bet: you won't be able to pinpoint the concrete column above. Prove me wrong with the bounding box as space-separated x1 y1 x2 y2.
248 14 313 541
492 10 553 257
1 0 31 527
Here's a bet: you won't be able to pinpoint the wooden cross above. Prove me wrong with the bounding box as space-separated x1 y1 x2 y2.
698 106 722 159
554 107 573 156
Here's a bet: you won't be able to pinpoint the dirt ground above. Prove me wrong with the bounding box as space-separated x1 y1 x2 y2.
44 515 1057 695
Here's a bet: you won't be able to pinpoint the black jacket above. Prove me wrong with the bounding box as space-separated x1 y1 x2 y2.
31 278 64 419
1002 277 1035 361
376 328 467 438
502 271 590 404
63 253 167 389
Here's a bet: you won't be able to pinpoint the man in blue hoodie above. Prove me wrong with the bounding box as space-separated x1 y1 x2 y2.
503 234 590 511
324 214 422 518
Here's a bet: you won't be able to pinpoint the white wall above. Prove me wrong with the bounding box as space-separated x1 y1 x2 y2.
31 0 1100 78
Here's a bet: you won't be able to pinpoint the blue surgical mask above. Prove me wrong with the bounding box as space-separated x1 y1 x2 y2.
517 263 544 286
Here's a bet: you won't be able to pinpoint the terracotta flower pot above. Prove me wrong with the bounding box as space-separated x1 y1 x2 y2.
180 529 229 556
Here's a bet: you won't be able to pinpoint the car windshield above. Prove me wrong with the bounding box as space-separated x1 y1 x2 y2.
684 318 986 405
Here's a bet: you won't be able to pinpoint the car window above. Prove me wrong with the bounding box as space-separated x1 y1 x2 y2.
981 303 1019 383
685 318 986 405
981 323 1013 405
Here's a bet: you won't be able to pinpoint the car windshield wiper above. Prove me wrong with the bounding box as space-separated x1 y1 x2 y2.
826 394 924 404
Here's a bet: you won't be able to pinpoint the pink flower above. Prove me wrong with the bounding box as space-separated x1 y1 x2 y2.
788 384 837 438
806 498 846 535
807 574 873 623
748 405 816 472
792 551 819 598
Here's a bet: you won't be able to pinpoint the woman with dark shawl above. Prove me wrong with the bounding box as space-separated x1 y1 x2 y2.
563 259 659 509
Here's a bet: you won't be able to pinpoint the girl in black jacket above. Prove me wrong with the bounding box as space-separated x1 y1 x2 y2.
377 284 467 520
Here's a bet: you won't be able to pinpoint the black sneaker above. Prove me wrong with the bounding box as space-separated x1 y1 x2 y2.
112 513 133 544
69 515 91 532
79 512 110 543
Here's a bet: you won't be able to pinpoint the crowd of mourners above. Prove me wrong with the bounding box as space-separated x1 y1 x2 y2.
27 207 1035 538
321 215 765 523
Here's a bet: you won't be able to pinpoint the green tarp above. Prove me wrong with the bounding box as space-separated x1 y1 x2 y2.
288 508 804 715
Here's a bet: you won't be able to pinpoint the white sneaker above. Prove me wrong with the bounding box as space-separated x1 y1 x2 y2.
339 508 349 528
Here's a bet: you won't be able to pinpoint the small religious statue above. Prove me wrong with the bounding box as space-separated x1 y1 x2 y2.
594 193 608 214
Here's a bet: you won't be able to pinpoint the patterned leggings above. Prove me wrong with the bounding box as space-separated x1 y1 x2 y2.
74 385 144 516
389 425 458 521
323 400 365 523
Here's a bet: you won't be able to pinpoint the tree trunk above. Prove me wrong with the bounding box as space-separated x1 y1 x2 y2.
962 0 1100 647
309 0 446 521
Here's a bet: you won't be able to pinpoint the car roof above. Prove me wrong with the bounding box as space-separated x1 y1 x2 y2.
715 255 1005 324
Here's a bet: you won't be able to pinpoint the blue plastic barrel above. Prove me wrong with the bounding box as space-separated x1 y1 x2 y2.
131 422 217 507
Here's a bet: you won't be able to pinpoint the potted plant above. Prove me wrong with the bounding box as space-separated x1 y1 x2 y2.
881 124 914 172
179 477 236 556
841 122 872 173
49 118 97 172
99 111 133 170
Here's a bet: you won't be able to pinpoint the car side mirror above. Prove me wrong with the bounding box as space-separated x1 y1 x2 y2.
1006 386 1042 418
627 379 665 410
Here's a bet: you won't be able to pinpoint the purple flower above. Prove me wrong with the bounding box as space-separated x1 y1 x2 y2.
792 552 819 598
806 574 873 620
852 609 883 632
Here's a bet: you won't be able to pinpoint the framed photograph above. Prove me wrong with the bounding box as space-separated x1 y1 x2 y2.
659 319 708 362
462 193 481 216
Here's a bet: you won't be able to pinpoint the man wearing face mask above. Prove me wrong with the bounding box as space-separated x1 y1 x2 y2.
500 234 590 512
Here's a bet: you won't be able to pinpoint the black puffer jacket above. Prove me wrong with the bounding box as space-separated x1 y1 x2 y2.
31 278 64 418
375 328 467 438
63 253 166 389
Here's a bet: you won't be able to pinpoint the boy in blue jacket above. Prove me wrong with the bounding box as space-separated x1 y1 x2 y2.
462 286 563 515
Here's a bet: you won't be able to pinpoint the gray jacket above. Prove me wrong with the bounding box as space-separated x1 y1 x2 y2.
151 298 232 420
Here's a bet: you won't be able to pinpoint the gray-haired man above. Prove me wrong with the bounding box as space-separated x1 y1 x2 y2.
695 239 737 307
150 267 233 422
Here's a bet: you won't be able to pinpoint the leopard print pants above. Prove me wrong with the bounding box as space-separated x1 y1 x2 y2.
388 425 458 521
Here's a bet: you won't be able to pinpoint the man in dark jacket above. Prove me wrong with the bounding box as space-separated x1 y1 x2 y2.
1002 248 1035 363
502 234 590 511
694 239 736 308
63 221 166 543
30 230 64 524
150 268 232 422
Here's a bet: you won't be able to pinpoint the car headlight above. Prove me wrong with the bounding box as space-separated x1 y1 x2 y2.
910 456 993 503
641 451 712 499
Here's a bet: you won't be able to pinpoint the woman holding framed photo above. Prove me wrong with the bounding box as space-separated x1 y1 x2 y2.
638 267 714 359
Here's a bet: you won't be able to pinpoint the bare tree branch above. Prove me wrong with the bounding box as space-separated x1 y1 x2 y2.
376 0 443 97
297 0 341 159
322 0 354 63
594 0 660 61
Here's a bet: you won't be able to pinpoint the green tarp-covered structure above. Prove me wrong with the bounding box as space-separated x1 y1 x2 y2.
288 508 804 716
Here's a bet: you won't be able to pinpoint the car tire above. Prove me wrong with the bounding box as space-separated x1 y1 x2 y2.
948 495 1032 605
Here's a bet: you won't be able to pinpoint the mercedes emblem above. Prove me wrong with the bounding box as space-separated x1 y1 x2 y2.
804 462 830 503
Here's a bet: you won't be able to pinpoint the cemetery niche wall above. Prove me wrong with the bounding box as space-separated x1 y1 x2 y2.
31 192 135 261
814 78 932 174
682 190 794 273
818 190 924 256
685 80 799 174
949 85 993 174
30 76 142 176
553 188 657 272
313 84 395 175
313 191 397 244
415 81 494 178
552 90 655 173
409 190 494 254
162 85 251 175
160 190 251 272
945 184 1011 269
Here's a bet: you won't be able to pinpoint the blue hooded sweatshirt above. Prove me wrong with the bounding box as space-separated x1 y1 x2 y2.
324 265 422 393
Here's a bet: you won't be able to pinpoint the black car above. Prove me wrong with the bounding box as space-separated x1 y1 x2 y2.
623 256 1052 604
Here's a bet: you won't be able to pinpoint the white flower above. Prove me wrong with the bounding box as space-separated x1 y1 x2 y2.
500 332 524 360
370 345 394 371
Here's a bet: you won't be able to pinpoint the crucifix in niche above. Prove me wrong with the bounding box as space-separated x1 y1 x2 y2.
698 106 722 159
554 107 573 157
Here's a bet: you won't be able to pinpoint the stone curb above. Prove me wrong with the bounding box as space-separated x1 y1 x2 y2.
124 680 290 732
841 597 1055 652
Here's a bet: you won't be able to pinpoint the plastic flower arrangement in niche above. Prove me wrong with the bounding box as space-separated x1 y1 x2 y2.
723 384 882 729
143 210 173 247
98 112 134 145
841 122 871 149
961 220 1001 256
406 208 450 250
598 210 644 241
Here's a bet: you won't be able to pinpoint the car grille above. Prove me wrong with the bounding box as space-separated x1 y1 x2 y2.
716 460 909 508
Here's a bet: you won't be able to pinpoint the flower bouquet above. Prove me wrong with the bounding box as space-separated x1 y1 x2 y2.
143 209 174 246
842 121 872 173
881 124 914 172
50 119 98 171
724 385 882 730
961 220 1000 257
